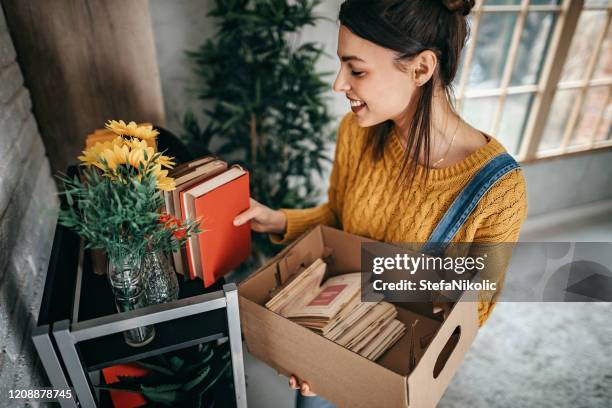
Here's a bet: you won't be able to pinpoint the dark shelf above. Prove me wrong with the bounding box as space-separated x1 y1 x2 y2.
79 307 228 372
76 250 221 323
73 250 230 371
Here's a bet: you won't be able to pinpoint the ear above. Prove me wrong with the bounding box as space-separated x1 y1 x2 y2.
412 50 438 87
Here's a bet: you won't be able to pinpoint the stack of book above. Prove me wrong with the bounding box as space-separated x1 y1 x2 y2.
266 258 406 361
84 129 251 286
163 156 251 288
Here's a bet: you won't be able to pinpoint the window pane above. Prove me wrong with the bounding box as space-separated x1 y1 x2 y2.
593 27 611 80
585 0 609 6
453 15 474 88
539 88 579 151
596 91 611 142
529 0 561 5
485 0 521 4
571 86 610 147
560 11 607 82
461 97 499 134
498 93 534 154
468 12 518 89
510 12 556 86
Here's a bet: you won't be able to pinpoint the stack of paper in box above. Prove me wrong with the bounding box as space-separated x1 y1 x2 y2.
163 156 251 288
266 258 406 361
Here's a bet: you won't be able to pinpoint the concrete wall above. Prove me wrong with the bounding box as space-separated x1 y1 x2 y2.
150 0 612 217
0 4 59 403
523 149 612 217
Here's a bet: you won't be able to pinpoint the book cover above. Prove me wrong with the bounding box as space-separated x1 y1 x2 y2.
192 171 251 287
174 160 227 278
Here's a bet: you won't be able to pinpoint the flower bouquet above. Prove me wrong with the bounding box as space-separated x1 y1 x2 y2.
58 121 199 346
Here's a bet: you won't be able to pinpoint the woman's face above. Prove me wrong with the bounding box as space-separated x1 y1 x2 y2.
333 25 418 128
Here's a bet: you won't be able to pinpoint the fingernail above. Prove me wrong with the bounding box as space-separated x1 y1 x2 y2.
233 219 240 226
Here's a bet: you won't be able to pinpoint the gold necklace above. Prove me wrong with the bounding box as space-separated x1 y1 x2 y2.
431 118 461 168
393 118 462 168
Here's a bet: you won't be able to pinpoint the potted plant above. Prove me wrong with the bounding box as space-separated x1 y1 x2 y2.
58 121 199 346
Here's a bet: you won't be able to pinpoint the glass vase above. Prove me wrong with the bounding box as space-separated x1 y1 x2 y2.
107 255 155 347
142 250 179 305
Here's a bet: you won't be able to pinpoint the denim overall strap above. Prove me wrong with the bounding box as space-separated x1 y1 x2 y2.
421 153 520 255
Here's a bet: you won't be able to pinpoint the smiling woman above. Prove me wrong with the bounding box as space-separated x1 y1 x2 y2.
232 1 528 406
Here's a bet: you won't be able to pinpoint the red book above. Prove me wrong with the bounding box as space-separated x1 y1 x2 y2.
102 364 150 408
181 166 251 287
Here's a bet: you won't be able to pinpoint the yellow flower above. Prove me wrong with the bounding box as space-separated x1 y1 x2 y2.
157 154 176 169
105 120 160 141
124 138 148 150
127 147 146 168
150 164 176 191
105 120 137 136
78 137 124 166
132 125 159 141
97 143 129 172
157 175 176 191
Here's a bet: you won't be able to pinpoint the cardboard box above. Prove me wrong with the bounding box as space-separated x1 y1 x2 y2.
238 225 479 408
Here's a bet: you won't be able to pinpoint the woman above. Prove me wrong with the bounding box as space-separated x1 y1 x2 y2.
234 0 527 406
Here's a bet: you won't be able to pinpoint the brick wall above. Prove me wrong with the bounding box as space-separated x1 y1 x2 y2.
0 4 59 404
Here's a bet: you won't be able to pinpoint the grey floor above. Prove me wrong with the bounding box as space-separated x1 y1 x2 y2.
240 205 612 408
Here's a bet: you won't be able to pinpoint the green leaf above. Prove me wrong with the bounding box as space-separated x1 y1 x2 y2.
182 366 211 392
136 361 176 377
141 383 183 393
169 356 185 373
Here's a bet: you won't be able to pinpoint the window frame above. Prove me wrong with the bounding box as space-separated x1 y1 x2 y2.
455 0 612 163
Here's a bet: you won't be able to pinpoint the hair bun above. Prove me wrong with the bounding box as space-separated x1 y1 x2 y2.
442 0 475 16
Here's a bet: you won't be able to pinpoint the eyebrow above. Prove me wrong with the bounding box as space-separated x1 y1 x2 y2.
339 55 366 62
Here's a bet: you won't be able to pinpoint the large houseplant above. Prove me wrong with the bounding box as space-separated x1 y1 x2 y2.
183 0 335 268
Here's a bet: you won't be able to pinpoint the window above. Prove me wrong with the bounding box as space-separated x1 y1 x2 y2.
454 0 611 161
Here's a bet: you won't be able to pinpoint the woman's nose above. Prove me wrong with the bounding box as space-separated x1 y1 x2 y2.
333 69 350 93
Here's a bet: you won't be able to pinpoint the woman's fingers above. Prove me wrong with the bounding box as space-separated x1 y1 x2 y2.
233 199 261 226
289 375 300 390
300 381 317 397
233 208 256 226
289 375 317 396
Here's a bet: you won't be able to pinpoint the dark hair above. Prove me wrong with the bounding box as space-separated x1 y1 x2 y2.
338 0 474 187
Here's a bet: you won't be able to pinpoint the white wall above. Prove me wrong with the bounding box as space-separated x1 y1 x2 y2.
149 0 612 218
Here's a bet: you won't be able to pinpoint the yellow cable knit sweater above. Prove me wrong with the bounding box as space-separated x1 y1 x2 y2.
270 112 528 326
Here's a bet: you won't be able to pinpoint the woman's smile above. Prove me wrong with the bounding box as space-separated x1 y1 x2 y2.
347 96 366 113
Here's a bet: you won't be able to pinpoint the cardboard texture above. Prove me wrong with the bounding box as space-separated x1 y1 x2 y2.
238 225 479 408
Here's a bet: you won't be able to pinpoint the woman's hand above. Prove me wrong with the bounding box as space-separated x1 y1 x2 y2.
289 374 317 397
233 198 287 235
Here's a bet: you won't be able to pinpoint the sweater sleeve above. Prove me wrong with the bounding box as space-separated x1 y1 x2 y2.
471 169 528 326
269 113 353 244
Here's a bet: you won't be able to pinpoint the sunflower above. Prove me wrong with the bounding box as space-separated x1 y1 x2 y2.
156 154 176 169
150 164 176 191
96 143 130 172
105 120 160 141
78 137 124 166
124 138 174 168
79 124 176 191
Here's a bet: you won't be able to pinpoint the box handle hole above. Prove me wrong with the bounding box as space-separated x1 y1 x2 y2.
433 325 461 379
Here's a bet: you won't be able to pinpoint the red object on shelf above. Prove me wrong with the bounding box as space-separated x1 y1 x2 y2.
193 171 251 287
102 364 150 408
180 168 251 287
